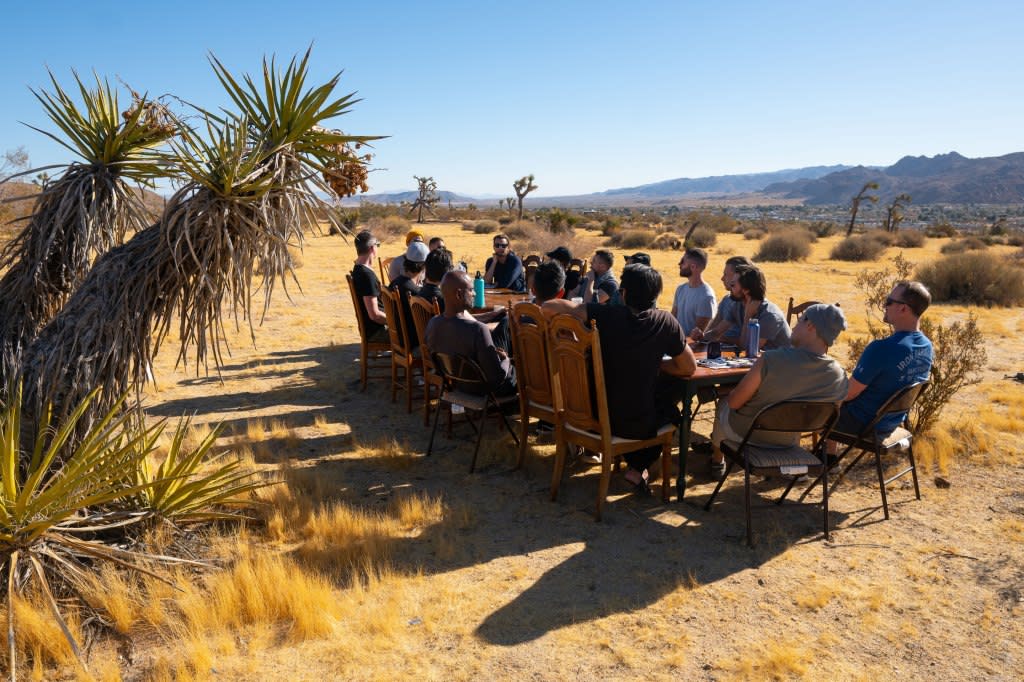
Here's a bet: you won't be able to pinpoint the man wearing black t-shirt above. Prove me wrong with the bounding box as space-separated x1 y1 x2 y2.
351 230 388 342
543 264 696 492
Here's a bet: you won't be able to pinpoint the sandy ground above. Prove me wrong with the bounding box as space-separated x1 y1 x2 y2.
131 224 1023 680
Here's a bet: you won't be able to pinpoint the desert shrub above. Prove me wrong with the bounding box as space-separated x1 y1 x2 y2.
866 229 896 246
472 219 499 234
365 214 410 241
652 232 682 250
891 230 926 248
743 228 766 240
917 251 1024 306
497 215 514 225
849 254 987 434
925 221 958 238
687 226 717 248
939 236 988 254
610 229 658 249
1005 232 1024 247
830 234 886 261
809 220 839 238
504 219 535 239
755 229 812 262
545 208 578 234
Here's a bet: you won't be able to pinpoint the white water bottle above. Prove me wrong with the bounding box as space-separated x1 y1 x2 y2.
746 318 760 358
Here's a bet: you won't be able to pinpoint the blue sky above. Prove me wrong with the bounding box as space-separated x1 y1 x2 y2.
2 1 1022 197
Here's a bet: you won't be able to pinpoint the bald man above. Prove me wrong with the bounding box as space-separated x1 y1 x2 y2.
424 271 516 396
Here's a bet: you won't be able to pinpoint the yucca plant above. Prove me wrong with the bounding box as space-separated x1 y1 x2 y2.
133 416 270 523
0 72 177 393
22 50 379 438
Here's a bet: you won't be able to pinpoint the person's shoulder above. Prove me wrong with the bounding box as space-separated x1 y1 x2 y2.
701 281 717 296
508 252 523 264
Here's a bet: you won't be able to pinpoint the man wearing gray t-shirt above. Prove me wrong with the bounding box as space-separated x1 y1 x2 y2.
670 247 717 338
708 303 848 478
727 264 791 351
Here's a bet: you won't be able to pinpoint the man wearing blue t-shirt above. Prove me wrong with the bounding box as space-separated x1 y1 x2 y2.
484 233 526 292
834 280 933 437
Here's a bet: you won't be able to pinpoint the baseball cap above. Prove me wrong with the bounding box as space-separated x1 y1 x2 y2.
405 241 430 263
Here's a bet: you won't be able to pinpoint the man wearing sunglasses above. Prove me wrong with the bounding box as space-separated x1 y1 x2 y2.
832 281 933 438
483 234 526 292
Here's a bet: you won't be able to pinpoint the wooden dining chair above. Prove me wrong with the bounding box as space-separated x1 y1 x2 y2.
379 288 420 413
509 302 558 468
522 254 542 267
378 256 395 285
409 296 443 427
547 314 675 520
786 297 821 328
345 273 390 392
568 258 587 278
703 400 840 546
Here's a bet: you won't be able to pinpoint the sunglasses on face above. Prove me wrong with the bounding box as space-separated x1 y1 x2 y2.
884 297 908 308
495 243 509 248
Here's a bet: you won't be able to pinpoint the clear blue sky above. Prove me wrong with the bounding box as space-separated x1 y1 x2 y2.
2 1 1022 197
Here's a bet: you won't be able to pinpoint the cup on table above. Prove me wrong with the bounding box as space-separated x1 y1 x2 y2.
707 341 722 359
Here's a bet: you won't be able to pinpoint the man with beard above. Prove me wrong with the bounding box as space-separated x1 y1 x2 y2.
691 255 752 346
484 233 526 292
670 247 717 338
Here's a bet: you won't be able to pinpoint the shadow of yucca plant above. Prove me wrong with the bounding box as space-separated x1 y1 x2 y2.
0 384 269 676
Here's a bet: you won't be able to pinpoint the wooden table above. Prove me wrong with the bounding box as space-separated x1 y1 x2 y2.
676 352 753 500
472 288 529 314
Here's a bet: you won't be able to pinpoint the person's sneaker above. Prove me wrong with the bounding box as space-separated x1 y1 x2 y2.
581 449 603 465
709 459 727 480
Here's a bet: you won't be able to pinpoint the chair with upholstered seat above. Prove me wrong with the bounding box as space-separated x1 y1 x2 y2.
380 288 421 413
409 296 443 427
703 400 840 546
547 315 675 520
798 380 929 520
426 352 520 473
509 302 557 468
346 273 390 392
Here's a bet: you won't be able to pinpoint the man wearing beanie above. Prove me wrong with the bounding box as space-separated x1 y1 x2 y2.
708 303 849 479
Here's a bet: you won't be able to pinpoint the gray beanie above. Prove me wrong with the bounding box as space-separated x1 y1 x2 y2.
802 303 846 346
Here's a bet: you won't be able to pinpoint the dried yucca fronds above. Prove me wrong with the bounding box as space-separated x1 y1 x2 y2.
0 72 175 389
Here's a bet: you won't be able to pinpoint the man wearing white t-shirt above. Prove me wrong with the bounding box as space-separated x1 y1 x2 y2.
670 247 717 338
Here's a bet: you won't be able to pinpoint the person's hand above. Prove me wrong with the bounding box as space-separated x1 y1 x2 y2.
744 299 762 320
690 327 705 341
496 348 508 359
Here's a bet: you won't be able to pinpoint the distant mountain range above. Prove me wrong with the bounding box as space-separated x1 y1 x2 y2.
763 152 1024 204
317 151 1024 207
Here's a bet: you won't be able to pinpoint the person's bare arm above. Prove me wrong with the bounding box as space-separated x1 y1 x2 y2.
595 288 610 304
660 345 697 377
541 298 587 322
362 295 387 325
727 356 764 409
845 377 867 401
693 315 712 333
484 256 498 284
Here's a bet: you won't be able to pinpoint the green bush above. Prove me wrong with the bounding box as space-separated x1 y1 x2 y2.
743 228 766 240
830 234 887 261
611 229 658 249
939 236 988 254
755 229 812 262
924 221 958 238
687 226 717 248
892 230 926 248
917 251 1024 306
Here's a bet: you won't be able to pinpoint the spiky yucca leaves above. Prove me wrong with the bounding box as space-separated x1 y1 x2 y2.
0 384 203 677
22 51 377 436
0 72 175 392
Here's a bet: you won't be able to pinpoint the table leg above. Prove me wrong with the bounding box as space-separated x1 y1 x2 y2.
676 384 697 500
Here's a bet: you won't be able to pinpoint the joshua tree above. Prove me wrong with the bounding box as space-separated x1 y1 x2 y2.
0 74 175 392
883 193 912 233
505 196 516 216
408 175 439 222
846 181 879 237
21 50 377 441
513 174 538 220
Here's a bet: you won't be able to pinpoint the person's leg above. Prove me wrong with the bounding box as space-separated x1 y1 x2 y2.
710 400 744 476
489 318 512 355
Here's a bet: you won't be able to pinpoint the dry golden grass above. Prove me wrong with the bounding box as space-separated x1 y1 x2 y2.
8 221 1023 679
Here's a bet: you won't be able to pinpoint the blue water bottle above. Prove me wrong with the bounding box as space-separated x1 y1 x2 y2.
473 271 485 308
746 318 760 358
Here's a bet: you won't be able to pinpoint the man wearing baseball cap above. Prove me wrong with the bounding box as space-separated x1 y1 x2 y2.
388 240 430 349
707 303 849 479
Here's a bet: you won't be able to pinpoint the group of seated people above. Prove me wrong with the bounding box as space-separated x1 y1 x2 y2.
351 227 934 496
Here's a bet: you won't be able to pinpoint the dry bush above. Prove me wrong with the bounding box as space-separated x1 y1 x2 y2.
1004 232 1024 247
924 222 958 238
652 232 682 250
892 230 926 248
497 215 514 225
503 219 535 239
609 229 658 249
471 219 499 234
809 220 839 237
743 228 766 240
917 251 1024 306
866 229 897 246
687 226 718 248
755 229 812 262
830 234 887 261
940 236 988 254
365 215 410 242
521 230 585 260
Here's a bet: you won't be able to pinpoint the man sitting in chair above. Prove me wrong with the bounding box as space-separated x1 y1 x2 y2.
351 230 388 343
543 264 697 493
425 271 516 397
833 281 933 439
709 304 849 479
484 233 526 292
